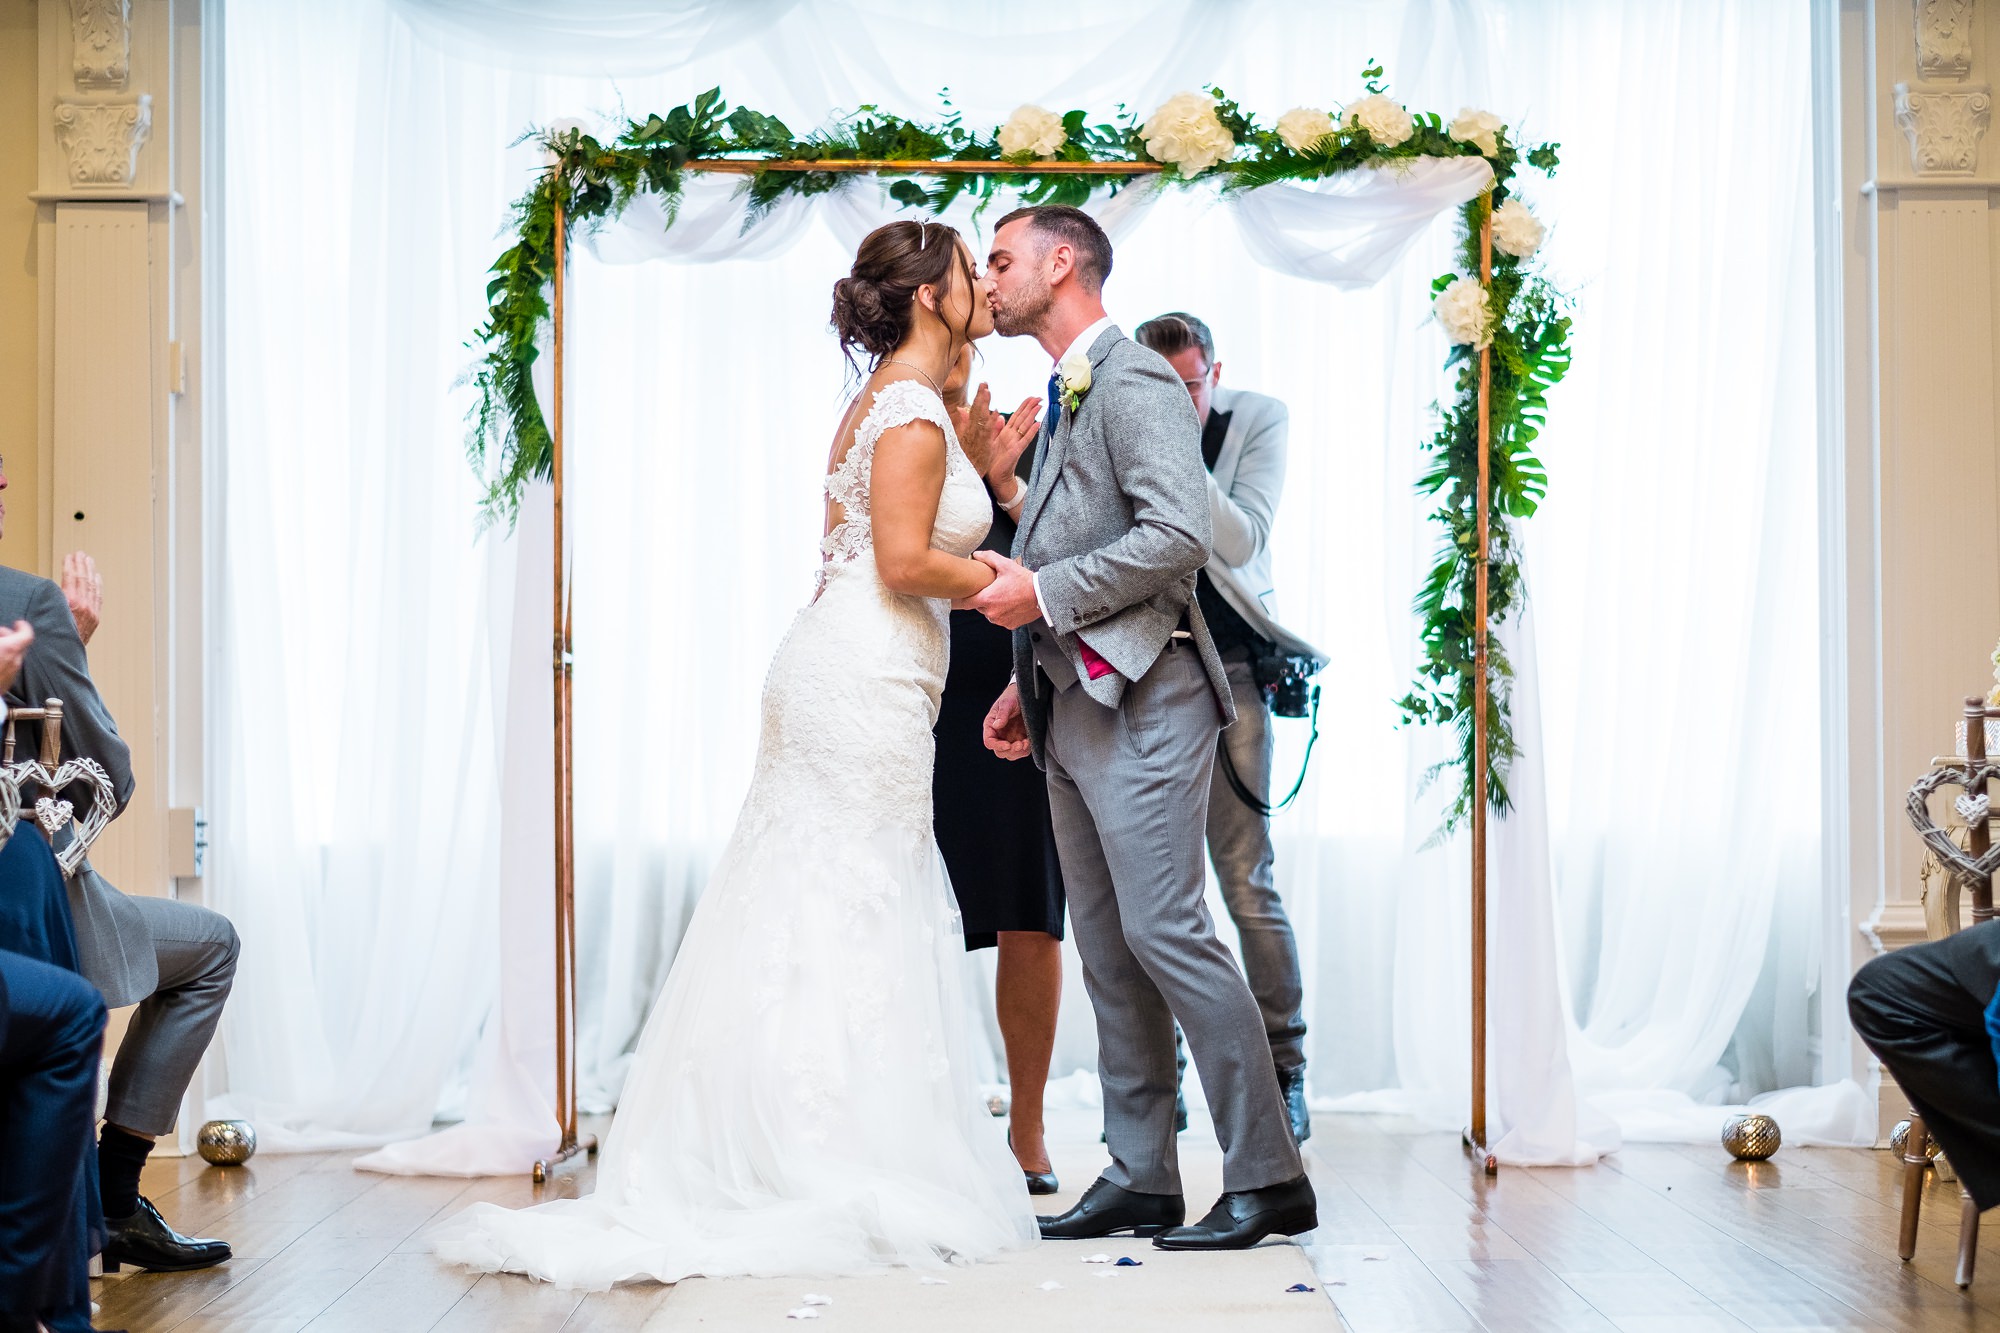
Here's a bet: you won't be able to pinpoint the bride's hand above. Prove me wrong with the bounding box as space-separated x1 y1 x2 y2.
949 382 995 473
986 396 1042 492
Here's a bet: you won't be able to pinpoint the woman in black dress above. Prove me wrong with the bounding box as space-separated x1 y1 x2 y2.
938 350 1065 1194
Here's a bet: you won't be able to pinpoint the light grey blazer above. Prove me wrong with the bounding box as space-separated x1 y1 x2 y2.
1011 326 1235 762
0 566 151 1007
1203 386 1328 671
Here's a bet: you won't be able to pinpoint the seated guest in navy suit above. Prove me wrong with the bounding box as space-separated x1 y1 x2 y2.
1850 920 2000 1213
0 947 108 1333
0 617 119 1333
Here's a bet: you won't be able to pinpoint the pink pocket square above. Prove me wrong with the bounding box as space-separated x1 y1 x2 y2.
1077 639 1116 681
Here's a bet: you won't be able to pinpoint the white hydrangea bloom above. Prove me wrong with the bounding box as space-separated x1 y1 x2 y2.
1433 275 1493 349
1141 92 1236 176
1274 106 1336 153
1342 93 1414 148
1491 198 1546 259
997 105 1066 158
1448 107 1505 157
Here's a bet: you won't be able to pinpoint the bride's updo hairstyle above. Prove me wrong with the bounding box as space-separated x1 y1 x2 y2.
831 219 976 374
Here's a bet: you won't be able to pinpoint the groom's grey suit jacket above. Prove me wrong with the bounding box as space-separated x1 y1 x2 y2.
1010 326 1235 763
0 565 149 1007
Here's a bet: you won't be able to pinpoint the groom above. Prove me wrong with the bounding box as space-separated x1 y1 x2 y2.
968 205 1315 1250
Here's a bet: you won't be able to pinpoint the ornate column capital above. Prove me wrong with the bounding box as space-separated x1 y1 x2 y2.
1894 82 1992 175
52 96 153 187
1915 0 1976 81
67 0 132 91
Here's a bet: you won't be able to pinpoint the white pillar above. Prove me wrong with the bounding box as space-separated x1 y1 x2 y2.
34 0 209 1134
1824 0 2000 1140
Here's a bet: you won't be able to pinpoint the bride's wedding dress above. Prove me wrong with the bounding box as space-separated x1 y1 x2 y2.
432 380 1037 1286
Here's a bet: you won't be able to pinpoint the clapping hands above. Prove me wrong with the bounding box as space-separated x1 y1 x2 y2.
947 383 1042 497
0 619 34 696
61 552 101 646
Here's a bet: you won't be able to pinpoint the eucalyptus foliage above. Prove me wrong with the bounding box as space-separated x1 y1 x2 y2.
463 73 1569 831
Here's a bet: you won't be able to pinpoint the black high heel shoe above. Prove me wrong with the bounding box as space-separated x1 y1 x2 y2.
1008 1130 1060 1196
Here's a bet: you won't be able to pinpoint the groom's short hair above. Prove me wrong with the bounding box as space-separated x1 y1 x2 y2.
995 205 1112 293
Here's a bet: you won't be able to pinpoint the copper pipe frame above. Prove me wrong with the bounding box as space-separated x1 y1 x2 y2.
534 195 598 1184
685 158 1165 175
1464 199 1497 1176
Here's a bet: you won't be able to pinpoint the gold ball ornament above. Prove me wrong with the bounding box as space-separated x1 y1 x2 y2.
1891 1120 1932 1159
196 1119 257 1166
1721 1113 1781 1161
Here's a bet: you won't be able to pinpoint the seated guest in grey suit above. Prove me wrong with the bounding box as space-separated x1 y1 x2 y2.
0 539 235 1274
1851 920 2000 1213
1134 313 1326 1145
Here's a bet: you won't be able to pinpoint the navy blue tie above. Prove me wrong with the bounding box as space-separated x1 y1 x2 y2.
1044 372 1060 443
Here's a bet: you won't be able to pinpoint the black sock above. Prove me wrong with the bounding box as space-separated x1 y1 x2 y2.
99 1124 153 1220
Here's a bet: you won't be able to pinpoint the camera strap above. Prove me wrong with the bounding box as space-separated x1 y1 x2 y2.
1218 684 1320 817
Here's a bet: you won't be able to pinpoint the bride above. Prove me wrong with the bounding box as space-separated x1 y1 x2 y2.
432 218 1044 1287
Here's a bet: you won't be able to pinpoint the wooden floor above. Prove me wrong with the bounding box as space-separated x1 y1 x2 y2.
91 1108 2000 1332
1306 1120 2000 1333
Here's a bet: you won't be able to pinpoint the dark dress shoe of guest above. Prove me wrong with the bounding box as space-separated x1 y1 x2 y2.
1278 1063 1312 1143
101 1197 232 1272
1152 1174 1318 1251
1038 1177 1186 1240
1008 1130 1060 1196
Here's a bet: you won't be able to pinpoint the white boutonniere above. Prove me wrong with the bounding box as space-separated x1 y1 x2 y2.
1058 353 1092 413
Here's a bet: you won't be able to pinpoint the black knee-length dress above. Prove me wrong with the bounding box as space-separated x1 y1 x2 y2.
933 473 1066 951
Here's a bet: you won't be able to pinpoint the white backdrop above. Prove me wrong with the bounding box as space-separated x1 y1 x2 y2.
206 0 1860 1158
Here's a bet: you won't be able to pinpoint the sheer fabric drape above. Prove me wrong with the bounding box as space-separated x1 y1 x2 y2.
208 0 1858 1160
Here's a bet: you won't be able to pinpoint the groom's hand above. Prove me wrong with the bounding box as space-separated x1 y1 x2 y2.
966 551 1040 630
982 682 1032 761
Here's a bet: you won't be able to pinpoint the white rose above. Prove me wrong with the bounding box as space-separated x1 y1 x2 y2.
1341 93 1414 149
1275 106 1337 154
1433 275 1493 349
1058 352 1092 406
1141 92 1236 176
1447 107 1505 158
997 104 1066 159
1491 198 1545 260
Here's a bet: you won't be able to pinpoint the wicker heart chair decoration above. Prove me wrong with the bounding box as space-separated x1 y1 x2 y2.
1907 763 2000 888
4 757 117 875
0 767 21 854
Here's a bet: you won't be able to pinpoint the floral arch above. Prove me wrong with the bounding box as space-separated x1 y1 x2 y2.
461 70 1572 1175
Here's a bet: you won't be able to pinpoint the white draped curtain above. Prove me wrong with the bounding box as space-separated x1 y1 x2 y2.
207 0 1855 1157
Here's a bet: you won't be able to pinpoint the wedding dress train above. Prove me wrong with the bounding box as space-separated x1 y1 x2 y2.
432 380 1037 1286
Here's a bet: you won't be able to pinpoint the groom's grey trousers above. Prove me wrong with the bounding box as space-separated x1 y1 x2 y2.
1039 644 1303 1196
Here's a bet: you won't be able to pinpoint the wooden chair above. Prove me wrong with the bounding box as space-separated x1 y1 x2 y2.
1899 694 2000 1288
3 697 65 772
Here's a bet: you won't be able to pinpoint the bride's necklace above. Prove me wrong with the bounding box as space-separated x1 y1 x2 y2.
880 358 943 398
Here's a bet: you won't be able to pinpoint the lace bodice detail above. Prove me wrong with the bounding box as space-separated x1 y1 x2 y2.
818 379 989 590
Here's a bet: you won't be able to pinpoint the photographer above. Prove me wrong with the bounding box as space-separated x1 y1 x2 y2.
1135 313 1327 1144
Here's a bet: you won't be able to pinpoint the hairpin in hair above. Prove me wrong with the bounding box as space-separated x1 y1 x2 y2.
916 222 928 250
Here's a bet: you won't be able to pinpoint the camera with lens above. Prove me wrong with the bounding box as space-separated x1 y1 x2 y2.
1251 651 1318 719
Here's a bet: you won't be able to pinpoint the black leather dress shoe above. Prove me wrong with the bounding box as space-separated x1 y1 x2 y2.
102 1197 232 1272
1152 1174 1317 1250
1038 1177 1185 1240
1278 1064 1312 1143
1009 1131 1060 1196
